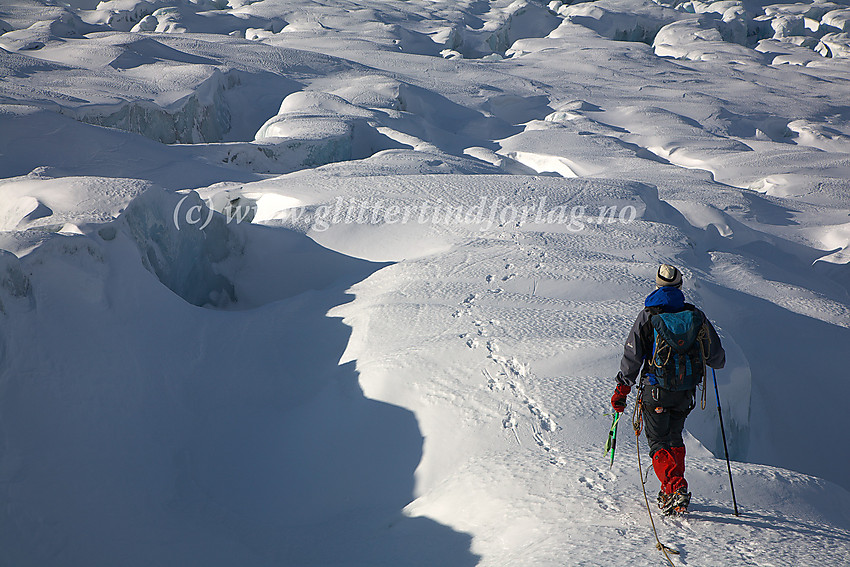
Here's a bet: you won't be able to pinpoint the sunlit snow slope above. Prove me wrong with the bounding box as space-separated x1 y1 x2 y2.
2 0 850 565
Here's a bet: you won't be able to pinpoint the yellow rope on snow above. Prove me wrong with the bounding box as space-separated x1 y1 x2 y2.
632 394 679 566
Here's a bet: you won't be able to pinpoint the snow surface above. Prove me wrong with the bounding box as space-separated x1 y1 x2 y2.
2 0 850 564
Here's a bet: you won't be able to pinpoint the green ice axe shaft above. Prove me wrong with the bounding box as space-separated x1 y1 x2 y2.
606 411 621 468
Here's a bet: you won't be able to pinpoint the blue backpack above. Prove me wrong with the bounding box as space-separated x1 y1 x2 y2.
646 309 710 391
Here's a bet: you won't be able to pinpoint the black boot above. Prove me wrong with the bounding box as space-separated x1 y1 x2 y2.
671 486 691 515
657 489 676 515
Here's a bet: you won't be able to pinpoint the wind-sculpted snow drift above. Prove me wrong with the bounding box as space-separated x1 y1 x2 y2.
2 0 850 564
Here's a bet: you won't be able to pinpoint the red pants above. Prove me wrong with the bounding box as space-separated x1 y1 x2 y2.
652 446 687 494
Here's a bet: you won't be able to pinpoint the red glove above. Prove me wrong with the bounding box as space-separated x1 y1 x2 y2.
611 383 632 413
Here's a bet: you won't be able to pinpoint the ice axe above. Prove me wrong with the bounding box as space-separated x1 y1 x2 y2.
605 411 621 468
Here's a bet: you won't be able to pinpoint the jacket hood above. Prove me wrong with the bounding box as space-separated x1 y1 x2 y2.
645 286 685 312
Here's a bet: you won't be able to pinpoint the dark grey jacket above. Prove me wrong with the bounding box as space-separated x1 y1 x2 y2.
616 304 726 388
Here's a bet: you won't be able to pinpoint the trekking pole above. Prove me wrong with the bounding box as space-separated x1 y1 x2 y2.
713 368 739 516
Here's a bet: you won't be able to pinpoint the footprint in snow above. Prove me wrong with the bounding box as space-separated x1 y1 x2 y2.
597 495 619 513
578 476 605 493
